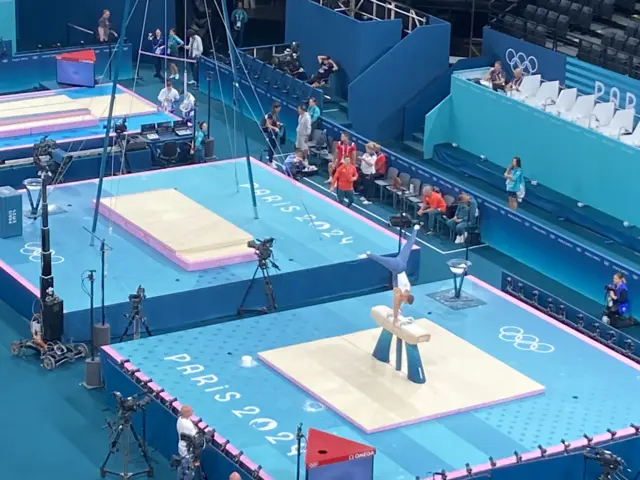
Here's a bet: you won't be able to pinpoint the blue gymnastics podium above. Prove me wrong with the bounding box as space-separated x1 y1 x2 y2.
370 305 431 384
305 428 375 480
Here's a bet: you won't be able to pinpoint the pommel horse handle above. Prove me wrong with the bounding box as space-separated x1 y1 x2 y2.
370 306 429 384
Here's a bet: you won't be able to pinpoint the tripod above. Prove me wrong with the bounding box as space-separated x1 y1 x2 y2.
119 302 152 342
100 414 153 479
177 455 208 480
237 257 278 315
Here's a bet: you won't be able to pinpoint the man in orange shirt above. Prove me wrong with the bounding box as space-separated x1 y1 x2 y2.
328 132 356 181
417 185 447 234
330 156 358 208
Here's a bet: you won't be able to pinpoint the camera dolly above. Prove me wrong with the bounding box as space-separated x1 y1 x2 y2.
10 337 88 371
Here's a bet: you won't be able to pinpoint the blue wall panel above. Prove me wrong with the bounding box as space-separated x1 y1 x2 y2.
566 56 640 112
482 27 567 82
423 95 452 158
448 75 640 226
285 0 400 99
0 0 16 54
348 21 450 140
15 0 174 55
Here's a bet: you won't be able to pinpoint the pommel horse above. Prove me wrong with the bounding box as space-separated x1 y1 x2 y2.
371 305 430 384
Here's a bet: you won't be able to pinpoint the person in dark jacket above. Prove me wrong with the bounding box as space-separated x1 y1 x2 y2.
603 272 630 325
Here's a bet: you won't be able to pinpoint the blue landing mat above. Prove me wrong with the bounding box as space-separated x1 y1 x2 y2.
0 84 175 152
105 278 640 480
0 159 415 340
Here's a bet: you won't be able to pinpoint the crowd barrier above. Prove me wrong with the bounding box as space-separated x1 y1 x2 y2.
200 51 640 310
15 0 172 55
0 40 133 94
348 17 450 140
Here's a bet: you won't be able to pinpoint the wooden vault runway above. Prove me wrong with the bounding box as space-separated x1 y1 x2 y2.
259 319 545 433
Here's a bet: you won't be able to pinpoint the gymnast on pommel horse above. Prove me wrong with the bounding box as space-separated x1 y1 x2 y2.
365 224 420 326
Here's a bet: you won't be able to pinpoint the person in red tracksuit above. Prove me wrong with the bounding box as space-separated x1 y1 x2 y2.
330 156 358 209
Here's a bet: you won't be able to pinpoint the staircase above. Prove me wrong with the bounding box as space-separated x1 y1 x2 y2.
322 95 352 129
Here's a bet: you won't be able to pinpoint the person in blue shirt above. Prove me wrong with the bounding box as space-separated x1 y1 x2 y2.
446 192 477 245
191 122 208 163
603 272 630 326
504 156 524 211
308 97 321 130
231 1 249 47
150 28 166 79
167 28 184 80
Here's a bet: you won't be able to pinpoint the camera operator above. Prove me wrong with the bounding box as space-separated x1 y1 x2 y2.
177 405 198 458
603 272 630 326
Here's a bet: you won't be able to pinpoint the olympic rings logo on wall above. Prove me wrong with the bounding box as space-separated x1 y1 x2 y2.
20 242 64 264
499 326 554 353
505 48 539 75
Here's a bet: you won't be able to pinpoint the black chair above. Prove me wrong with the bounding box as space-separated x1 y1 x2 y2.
612 33 627 51
524 4 537 20
599 0 614 18
624 37 639 55
548 0 560 11
157 141 179 167
589 43 605 65
588 0 601 15
617 0 635 12
578 6 593 31
601 30 615 48
534 25 548 46
556 14 570 36
525 21 538 42
578 41 592 61
625 23 639 39
503 14 517 35
568 3 582 23
604 47 618 70
513 18 526 38
616 52 631 75
546 11 559 30
536 0 549 8
558 0 571 13
534 7 548 23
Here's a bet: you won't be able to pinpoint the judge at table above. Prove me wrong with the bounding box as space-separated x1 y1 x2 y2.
158 80 179 113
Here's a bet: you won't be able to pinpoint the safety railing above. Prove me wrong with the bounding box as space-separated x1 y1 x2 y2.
240 43 293 63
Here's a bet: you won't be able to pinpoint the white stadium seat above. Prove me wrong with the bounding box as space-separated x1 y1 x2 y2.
620 121 640 147
575 101 615 129
547 88 577 116
561 94 595 123
598 108 635 138
512 74 541 101
525 80 560 109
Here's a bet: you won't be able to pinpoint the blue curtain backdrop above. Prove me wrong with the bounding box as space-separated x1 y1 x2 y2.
15 0 175 54
348 18 451 140
481 27 567 82
285 0 399 99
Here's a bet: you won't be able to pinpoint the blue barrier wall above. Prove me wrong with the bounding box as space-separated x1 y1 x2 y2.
482 27 567 82
448 74 640 227
348 19 450 140
15 0 173 55
0 0 16 54
423 95 452 158
285 0 400 99
404 56 490 141
566 56 640 112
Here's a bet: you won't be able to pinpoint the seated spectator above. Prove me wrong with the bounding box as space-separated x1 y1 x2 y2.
374 143 387 179
358 142 377 205
327 131 355 182
308 97 321 130
283 149 310 179
446 192 477 244
158 80 179 112
603 272 630 326
417 185 447 234
308 55 338 88
506 68 524 94
483 60 505 91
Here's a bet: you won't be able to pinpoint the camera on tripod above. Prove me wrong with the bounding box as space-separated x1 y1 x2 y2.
113 391 151 416
33 136 58 172
129 285 146 311
584 448 625 479
247 237 275 261
170 430 215 468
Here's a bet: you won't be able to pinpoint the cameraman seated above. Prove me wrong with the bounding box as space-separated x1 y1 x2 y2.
177 405 198 458
603 272 630 327
308 55 338 88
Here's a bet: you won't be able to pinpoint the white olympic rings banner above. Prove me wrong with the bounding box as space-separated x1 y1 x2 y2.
20 242 64 264
505 48 539 75
499 326 554 353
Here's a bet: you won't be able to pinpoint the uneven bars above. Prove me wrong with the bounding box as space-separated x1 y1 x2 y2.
138 50 197 63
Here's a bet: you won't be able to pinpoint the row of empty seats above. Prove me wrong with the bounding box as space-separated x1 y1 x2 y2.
500 15 552 47
533 0 614 21
578 39 640 77
480 72 640 146
523 3 593 32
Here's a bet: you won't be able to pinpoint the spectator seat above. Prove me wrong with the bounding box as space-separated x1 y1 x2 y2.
513 18 526 38
556 14 570 36
612 33 627 51
534 7 548 24
599 107 634 137
526 80 560 109
547 88 578 116
589 43 605 65
624 37 639 55
620 121 640 147
546 11 559 30
386 172 411 209
375 167 398 203
568 3 582 23
599 0 614 18
558 0 572 12
534 25 548 46
601 30 616 48
523 4 537 20
578 41 592 61
578 6 593 31
561 94 595 122
625 23 638 38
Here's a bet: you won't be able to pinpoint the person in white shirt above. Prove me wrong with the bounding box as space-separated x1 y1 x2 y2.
185 29 203 86
365 224 419 325
158 80 180 112
176 405 198 458
180 89 196 122
295 103 311 157
359 142 377 205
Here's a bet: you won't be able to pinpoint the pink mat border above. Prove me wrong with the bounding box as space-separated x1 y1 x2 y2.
439 275 640 479
101 345 274 480
94 196 256 271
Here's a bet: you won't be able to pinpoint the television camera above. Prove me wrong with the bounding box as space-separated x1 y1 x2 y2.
271 43 301 75
113 391 152 417
238 237 280 314
584 448 627 480
170 430 216 480
247 237 277 264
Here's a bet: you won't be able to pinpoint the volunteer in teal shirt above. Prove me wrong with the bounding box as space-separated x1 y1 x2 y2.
308 97 321 129
231 2 248 47
192 122 207 163
504 156 524 211
167 28 184 79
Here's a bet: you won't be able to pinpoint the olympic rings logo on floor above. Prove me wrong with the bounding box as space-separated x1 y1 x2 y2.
499 326 555 353
20 242 64 264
